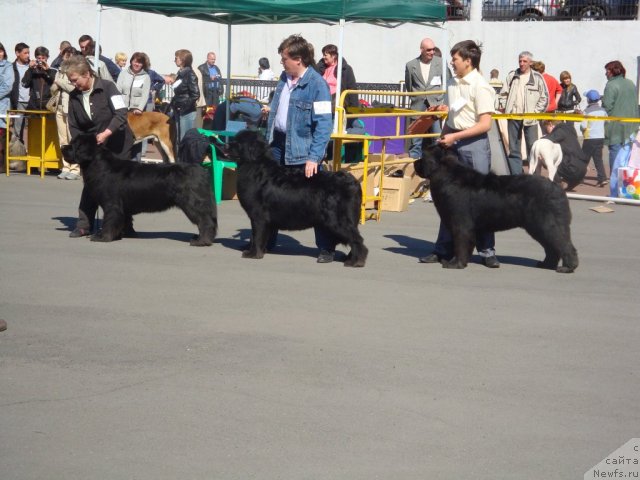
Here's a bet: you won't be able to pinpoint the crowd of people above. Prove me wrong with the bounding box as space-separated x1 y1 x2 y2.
0 33 639 263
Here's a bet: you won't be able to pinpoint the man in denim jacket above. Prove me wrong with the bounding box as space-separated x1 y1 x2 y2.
265 34 335 263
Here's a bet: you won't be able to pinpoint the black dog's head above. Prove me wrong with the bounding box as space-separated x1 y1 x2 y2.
413 144 458 179
226 129 273 165
64 133 101 165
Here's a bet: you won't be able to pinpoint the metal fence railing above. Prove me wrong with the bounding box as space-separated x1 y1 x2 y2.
159 79 410 109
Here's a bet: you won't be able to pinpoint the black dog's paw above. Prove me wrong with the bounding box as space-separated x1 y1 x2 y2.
555 266 575 274
242 250 264 259
441 258 467 269
90 233 115 242
536 260 557 270
190 235 212 247
344 257 365 267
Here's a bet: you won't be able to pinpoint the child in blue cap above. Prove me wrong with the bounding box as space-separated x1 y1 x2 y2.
580 90 608 187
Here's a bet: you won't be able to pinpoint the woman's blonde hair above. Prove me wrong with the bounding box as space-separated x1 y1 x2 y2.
114 52 127 63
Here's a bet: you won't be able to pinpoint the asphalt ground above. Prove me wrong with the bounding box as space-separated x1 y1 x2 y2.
1 172 638 479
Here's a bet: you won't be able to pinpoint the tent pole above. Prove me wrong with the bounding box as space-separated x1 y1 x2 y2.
225 23 232 130
441 23 447 90
333 18 346 134
95 4 103 72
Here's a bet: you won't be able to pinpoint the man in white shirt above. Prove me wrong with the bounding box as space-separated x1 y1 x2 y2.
420 40 500 268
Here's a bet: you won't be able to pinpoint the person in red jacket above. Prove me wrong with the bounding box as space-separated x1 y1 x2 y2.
532 61 561 112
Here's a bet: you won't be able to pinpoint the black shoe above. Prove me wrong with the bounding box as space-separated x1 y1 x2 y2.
597 179 609 187
317 249 335 264
419 253 442 264
69 227 91 238
482 255 500 268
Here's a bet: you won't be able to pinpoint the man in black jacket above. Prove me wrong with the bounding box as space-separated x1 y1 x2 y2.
197 52 223 107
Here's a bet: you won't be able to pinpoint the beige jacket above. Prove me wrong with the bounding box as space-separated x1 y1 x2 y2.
53 70 76 114
501 69 548 126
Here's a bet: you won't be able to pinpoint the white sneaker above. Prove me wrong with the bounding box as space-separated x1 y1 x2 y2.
58 171 69 179
65 173 80 180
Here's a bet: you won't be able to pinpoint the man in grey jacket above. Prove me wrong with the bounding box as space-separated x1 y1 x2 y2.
405 38 449 159
500 51 548 174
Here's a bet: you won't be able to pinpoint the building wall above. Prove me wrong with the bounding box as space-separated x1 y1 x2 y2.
1 0 639 108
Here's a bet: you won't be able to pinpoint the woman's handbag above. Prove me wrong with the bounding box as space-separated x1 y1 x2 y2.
45 94 60 113
46 84 60 113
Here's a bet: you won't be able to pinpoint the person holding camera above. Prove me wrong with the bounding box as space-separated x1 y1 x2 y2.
21 46 56 111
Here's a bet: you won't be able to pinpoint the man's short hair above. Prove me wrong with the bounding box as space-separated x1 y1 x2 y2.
78 34 93 44
14 42 29 53
519 51 533 61
59 40 71 50
34 46 49 58
450 40 482 70
278 34 315 68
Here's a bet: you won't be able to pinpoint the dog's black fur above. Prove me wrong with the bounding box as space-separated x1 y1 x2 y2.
414 145 578 273
67 133 217 245
227 130 368 267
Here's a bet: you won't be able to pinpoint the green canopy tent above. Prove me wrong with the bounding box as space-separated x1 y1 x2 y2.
95 0 447 130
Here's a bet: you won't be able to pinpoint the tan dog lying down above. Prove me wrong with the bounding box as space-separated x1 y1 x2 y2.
127 111 175 163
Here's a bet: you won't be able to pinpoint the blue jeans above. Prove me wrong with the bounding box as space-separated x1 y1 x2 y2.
177 111 196 142
432 134 496 258
608 142 623 174
268 131 334 252
507 120 539 174
408 117 442 159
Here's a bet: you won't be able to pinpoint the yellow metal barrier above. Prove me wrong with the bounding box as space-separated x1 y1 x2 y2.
331 89 446 223
5 109 62 178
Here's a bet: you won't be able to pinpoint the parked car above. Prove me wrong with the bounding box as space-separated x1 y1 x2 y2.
482 0 561 20
557 0 638 20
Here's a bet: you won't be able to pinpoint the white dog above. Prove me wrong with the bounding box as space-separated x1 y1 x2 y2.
528 138 563 181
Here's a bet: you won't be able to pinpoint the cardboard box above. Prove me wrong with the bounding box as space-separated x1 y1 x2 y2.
380 176 410 212
340 162 382 208
386 160 427 197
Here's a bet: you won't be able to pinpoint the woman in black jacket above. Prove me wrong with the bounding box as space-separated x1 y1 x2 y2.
317 44 359 127
169 49 199 141
557 71 581 112
65 54 134 237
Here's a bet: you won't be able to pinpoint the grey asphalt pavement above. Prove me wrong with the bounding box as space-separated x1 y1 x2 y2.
1 173 638 479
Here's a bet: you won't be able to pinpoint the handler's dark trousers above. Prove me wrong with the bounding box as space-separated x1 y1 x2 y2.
267 130 335 252
432 133 496 259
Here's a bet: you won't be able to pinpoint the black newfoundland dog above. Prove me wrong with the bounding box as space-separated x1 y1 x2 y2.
414 145 578 273
67 134 217 245
226 130 368 267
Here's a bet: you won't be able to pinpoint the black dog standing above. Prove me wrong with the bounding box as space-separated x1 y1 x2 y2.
415 145 578 273
227 130 368 267
67 134 217 245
